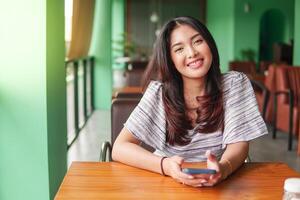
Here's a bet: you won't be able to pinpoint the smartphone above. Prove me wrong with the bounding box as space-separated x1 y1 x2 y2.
182 168 217 175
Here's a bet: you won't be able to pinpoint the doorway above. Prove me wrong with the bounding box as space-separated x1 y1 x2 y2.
259 9 286 62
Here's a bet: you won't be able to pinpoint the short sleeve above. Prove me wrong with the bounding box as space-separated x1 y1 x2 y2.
222 72 268 148
124 81 167 149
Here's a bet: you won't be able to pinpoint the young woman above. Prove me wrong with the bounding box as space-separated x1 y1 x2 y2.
112 16 267 187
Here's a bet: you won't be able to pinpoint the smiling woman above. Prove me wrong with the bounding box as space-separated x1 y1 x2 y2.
112 16 268 188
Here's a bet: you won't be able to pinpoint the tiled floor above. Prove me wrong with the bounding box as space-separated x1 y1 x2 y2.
67 110 111 166
68 110 300 172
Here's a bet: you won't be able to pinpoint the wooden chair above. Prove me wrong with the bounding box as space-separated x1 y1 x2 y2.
259 61 273 74
287 68 300 155
100 97 154 161
271 66 300 152
115 91 143 99
250 79 269 120
254 64 289 124
250 64 279 121
229 61 257 76
100 98 139 161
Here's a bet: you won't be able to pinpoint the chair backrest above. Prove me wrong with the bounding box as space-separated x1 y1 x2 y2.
229 61 256 75
286 67 300 154
111 97 154 152
263 64 291 123
287 67 300 107
274 66 290 103
259 60 273 73
111 98 140 144
115 92 143 99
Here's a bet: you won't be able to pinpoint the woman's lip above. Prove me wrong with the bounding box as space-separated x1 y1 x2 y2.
187 59 204 68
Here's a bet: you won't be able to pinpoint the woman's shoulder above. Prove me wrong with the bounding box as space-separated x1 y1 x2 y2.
143 80 163 98
221 71 249 90
222 70 248 82
148 80 163 89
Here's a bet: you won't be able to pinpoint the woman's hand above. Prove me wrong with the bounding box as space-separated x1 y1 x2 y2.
194 150 222 186
163 156 213 187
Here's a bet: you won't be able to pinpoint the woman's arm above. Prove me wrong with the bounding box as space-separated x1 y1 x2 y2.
202 141 249 186
112 127 194 183
112 127 163 173
219 141 249 179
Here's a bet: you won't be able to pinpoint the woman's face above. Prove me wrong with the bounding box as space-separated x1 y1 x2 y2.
170 24 212 83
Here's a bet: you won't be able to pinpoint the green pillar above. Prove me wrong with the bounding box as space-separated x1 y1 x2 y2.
112 0 125 70
294 0 300 65
90 0 113 109
0 1 67 200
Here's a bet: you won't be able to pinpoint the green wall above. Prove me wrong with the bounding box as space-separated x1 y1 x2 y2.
234 0 294 63
90 0 112 109
0 1 67 200
294 0 300 65
206 0 235 72
112 0 125 70
207 0 294 71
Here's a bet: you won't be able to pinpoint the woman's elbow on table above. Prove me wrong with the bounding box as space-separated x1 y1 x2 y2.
112 127 140 161
111 133 124 161
112 137 126 161
111 143 118 161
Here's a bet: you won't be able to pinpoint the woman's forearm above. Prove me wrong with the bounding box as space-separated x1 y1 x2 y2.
219 142 249 179
112 130 163 174
112 142 163 174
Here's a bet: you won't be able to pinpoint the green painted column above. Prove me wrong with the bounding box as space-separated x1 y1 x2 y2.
112 0 125 70
0 1 67 200
206 0 235 72
294 0 300 65
90 0 113 109
112 0 126 88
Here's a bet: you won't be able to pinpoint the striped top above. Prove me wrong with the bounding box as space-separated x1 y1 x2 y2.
124 71 268 161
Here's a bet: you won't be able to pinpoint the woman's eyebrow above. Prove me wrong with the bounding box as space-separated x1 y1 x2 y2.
171 33 202 49
171 42 182 49
191 33 201 40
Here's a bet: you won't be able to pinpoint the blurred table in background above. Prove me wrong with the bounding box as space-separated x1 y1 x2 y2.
112 86 143 99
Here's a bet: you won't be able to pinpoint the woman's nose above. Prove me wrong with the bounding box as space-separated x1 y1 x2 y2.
187 46 198 58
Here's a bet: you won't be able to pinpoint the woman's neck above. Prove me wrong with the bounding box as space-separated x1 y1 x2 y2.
183 77 206 97
183 77 207 110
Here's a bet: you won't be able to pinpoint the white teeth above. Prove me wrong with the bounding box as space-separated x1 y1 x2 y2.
187 59 203 67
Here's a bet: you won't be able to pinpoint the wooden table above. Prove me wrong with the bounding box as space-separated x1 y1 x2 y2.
55 162 300 199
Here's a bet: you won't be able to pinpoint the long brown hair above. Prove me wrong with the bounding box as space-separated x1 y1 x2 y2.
142 16 224 146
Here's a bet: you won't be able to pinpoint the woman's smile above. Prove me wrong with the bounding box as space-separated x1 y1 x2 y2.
187 58 204 69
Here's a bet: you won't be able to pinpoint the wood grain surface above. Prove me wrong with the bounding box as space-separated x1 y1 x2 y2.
55 162 300 200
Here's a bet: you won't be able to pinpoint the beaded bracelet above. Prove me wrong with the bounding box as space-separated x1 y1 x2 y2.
160 157 167 176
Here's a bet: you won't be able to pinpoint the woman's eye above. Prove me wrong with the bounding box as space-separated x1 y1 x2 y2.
194 39 203 44
174 47 184 53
